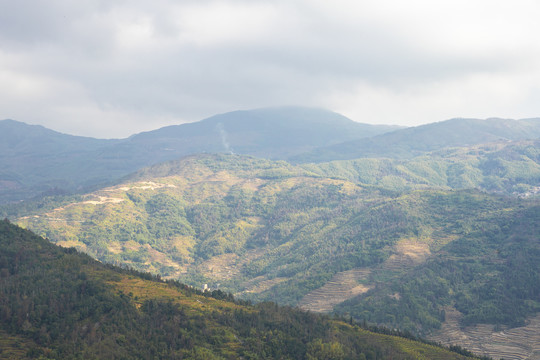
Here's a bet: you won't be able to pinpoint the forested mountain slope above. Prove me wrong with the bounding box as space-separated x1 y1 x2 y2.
8 154 540 335
0 120 120 203
303 139 540 195
127 106 401 160
294 117 540 163
0 220 479 359
0 107 398 203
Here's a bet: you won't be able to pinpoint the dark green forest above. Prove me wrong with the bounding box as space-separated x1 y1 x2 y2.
0 220 480 359
336 203 540 333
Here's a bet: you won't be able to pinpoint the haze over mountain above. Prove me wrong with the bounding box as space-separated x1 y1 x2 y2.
294 117 540 163
4 108 540 359
129 106 401 159
5 108 540 205
0 107 399 203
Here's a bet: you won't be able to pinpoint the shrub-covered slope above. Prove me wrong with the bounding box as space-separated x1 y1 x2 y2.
335 203 540 331
9 154 540 334
303 140 540 195
0 107 398 203
0 220 478 359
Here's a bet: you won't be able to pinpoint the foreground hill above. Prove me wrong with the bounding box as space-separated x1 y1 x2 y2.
0 107 398 203
294 117 540 163
0 220 479 359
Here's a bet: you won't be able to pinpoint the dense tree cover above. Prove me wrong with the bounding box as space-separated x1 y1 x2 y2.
336 203 540 334
0 220 479 359
292 118 540 163
0 108 398 204
7 154 540 337
302 140 540 196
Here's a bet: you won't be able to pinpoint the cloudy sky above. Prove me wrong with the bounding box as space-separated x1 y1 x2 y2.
1 0 540 138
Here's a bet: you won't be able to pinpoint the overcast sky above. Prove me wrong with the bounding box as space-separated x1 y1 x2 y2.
1 0 540 138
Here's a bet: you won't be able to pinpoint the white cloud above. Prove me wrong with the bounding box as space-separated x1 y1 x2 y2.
1 0 539 137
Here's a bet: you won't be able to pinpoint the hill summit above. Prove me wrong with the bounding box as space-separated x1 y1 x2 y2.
0 107 398 203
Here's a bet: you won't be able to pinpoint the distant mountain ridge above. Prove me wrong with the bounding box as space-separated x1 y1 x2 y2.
130 106 401 159
0 107 399 203
293 117 540 162
4 110 540 203
0 120 120 202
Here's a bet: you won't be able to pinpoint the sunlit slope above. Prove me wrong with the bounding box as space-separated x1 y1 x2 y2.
0 107 398 203
0 220 478 359
302 140 540 196
10 154 537 313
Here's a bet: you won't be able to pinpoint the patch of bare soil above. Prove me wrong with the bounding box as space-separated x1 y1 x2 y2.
143 244 186 278
298 269 372 313
82 196 124 205
198 248 266 281
56 240 87 251
384 239 431 271
199 253 243 280
112 181 177 192
236 276 290 295
429 307 540 360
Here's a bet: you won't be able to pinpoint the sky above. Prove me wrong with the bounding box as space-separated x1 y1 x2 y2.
1 0 540 138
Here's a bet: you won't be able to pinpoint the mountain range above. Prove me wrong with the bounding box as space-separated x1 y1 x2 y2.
3 106 540 359
4 107 540 204
8 153 540 359
0 107 399 203
293 117 540 162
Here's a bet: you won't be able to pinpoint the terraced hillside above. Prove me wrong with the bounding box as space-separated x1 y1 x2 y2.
0 219 481 359
429 308 540 360
298 269 372 312
299 240 430 313
7 154 540 360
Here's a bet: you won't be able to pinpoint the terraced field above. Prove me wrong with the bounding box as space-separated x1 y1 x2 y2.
299 239 431 313
429 308 540 360
0 330 38 360
298 268 372 312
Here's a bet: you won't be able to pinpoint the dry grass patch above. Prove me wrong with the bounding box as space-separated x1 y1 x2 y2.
107 276 244 315
237 276 290 295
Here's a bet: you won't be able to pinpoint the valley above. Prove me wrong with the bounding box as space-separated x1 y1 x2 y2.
2 111 540 359
0 219 481 359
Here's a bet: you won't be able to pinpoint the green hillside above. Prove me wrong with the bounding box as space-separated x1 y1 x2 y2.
8 154 540 338
0 107 398 203
335 202 540 331
293 117 540 163
0 220 479 359
302 140 540 195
